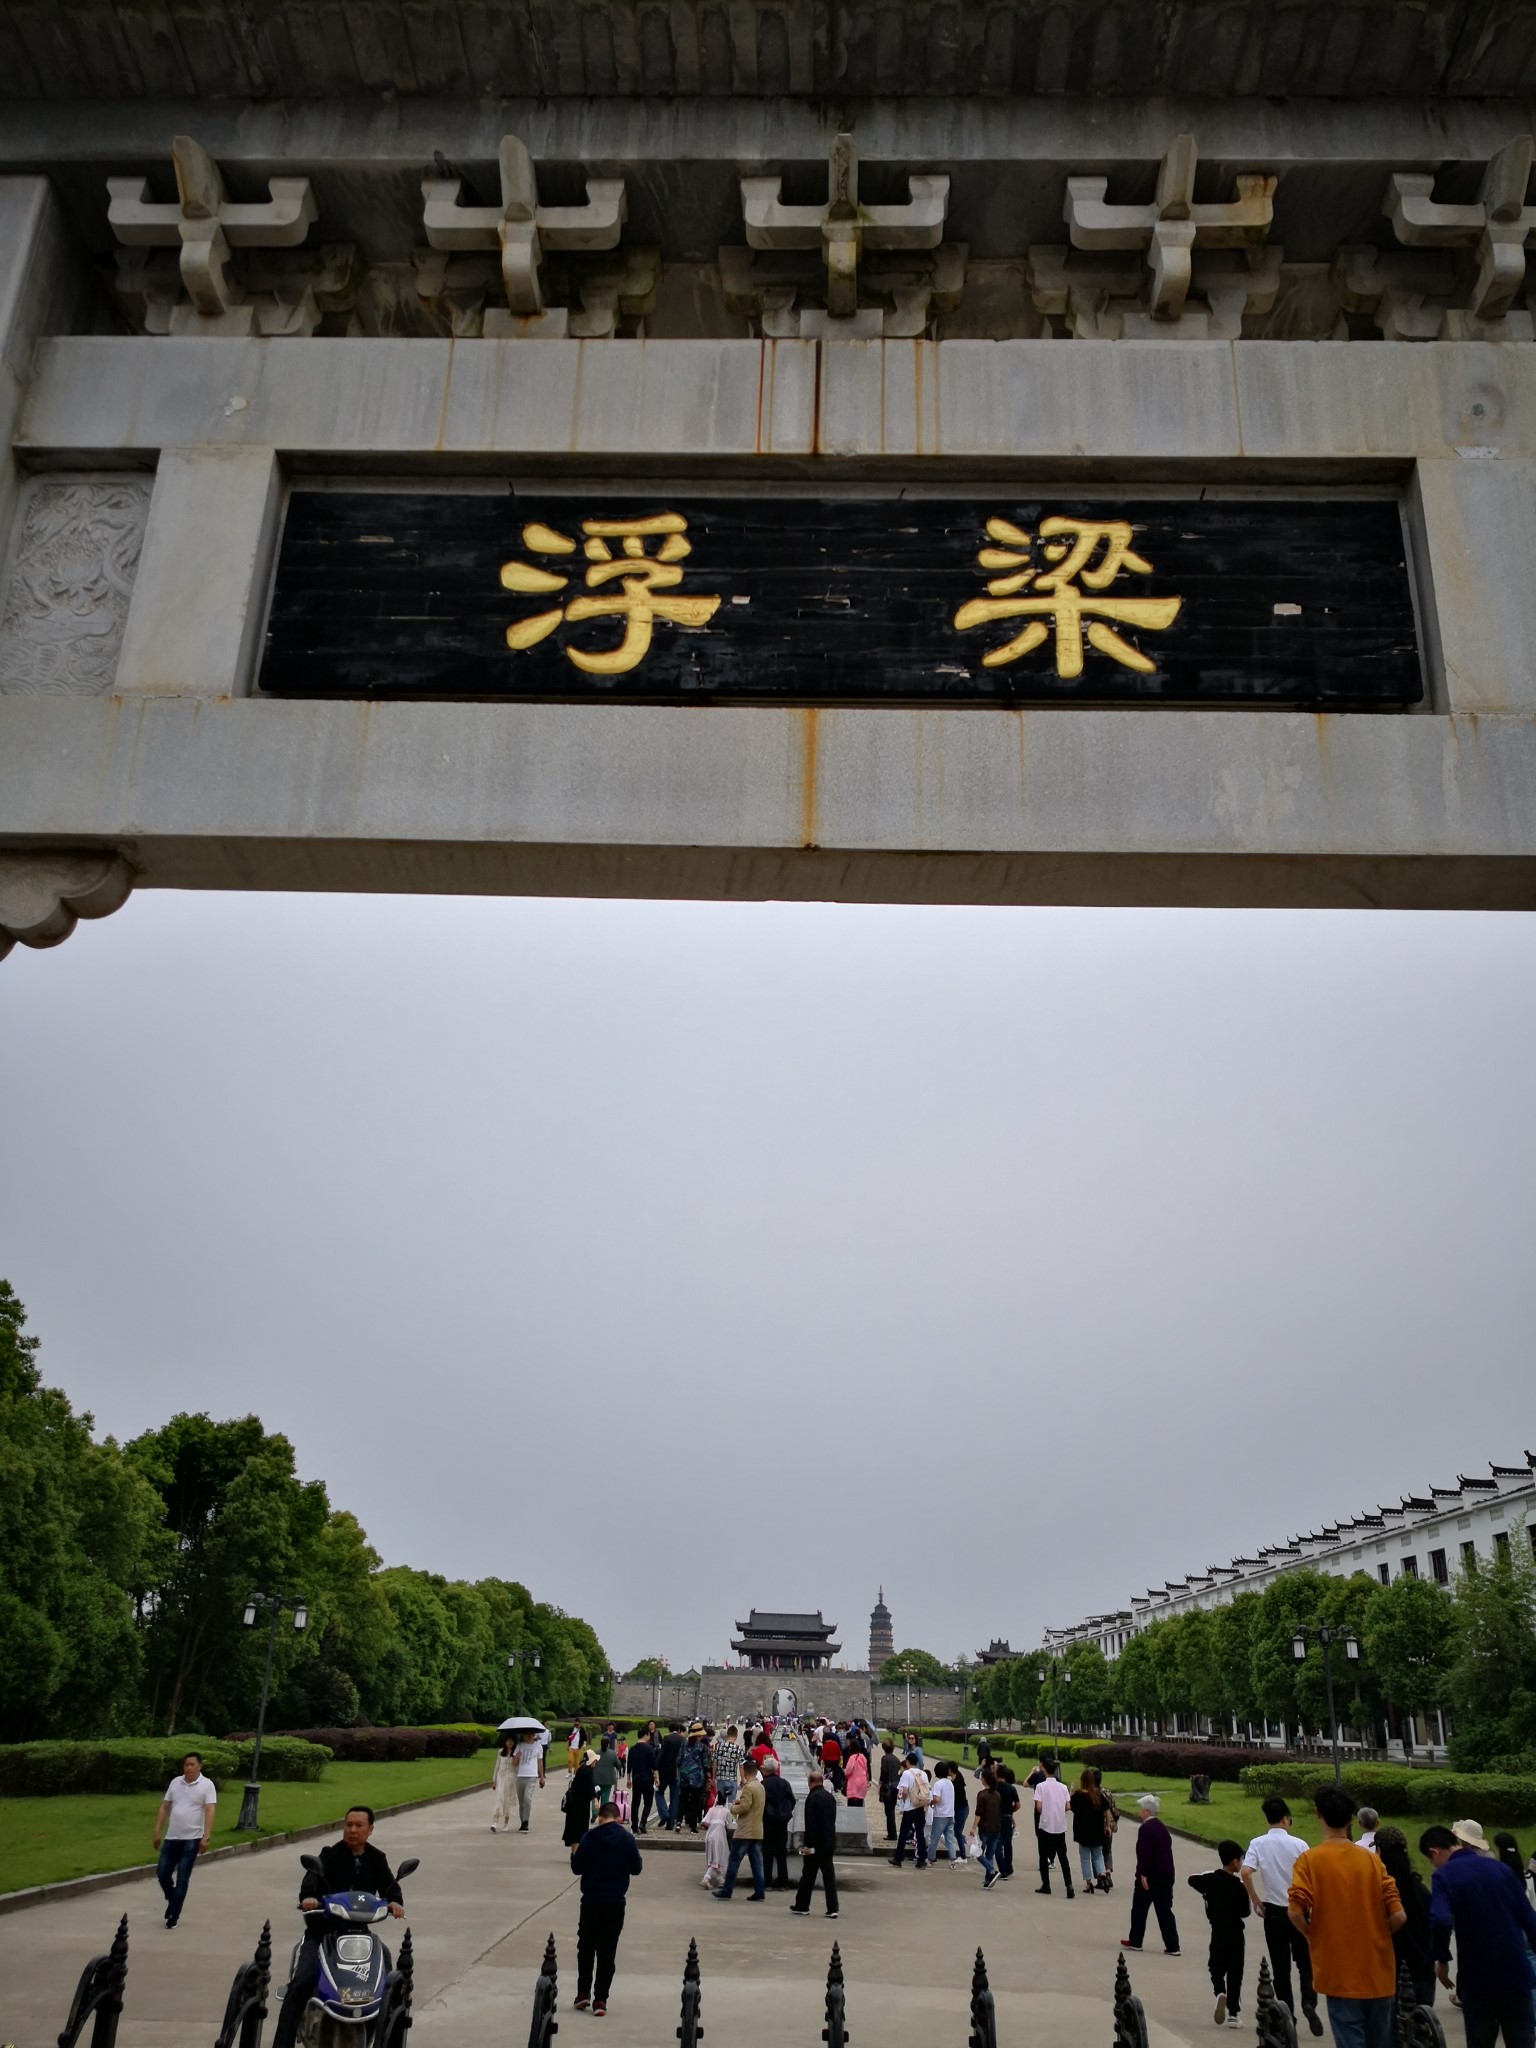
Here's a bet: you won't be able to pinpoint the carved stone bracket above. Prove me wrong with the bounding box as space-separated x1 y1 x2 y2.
0 852 135 961
1343 134 1536 337
107 137 348 337
1028 244 1281 338
719 240 965 337
729 132 952 332
412 245 657 338
1036 133 1277 330
421 135 626 320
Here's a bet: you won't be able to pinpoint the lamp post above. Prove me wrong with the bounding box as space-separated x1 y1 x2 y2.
506 1646 542 1716
1290 1625 1361 1784
1035 1656 1071 1767
899 1658 916 1728
238 1592 308 1831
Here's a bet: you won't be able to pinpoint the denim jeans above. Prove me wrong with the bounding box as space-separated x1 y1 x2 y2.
895 1809 929 1866
719 1839 765 1898
1078 1843 1107 1885
656 1779 675 1826
929 1815 958 1862
156 1837 200 1924
978 1831 1000 1879
1323 1997 1394 2048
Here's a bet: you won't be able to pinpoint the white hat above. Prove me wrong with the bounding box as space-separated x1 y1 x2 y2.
1450 1818 1489 1850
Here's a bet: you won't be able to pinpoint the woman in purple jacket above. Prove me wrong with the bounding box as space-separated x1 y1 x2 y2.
1121 1795 1182 1956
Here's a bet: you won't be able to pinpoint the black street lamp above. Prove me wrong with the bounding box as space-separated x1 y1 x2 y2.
506 1647 542 1716
238 1592 308 1831
1291 1625 1361 1784
1035 1656 1072 1766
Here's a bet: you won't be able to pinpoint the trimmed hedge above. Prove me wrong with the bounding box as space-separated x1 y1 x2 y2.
0 1735 330 1797
234 1726 482 1762
1239 1762 1536 1826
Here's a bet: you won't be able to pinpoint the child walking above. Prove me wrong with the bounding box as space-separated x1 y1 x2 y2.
701 1792 732 1889
1187 1839 1251 2027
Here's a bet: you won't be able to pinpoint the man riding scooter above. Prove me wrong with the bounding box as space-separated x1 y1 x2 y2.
271 1805 405 2048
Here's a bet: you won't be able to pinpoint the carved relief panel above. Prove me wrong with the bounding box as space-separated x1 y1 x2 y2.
0 477 151 695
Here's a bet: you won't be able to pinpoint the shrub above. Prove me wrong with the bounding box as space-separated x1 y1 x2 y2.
1237 1762 1536 1827
250 1725 479 1762
0 1735 325 1796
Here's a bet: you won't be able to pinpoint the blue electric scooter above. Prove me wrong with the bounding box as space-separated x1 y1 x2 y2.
284 1851 419 2045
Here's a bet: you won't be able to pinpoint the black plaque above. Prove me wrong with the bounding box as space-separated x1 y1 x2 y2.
260 490 1422 708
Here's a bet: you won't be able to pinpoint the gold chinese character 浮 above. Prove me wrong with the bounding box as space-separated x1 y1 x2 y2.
499 513 722 675
953 516 1182 677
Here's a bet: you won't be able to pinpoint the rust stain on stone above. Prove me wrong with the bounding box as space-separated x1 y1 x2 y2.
801 705 819 847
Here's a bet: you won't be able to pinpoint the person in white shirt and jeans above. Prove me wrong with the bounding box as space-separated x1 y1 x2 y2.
513 1736 546 1830
893 1754 931 1869
152 1751 216 1928
1034 1758 1075 1897
928 1761 960 1866
1240 1797 1323 2035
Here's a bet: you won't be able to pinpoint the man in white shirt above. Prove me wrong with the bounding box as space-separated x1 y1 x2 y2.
152 1751 217 1928
1241 1797 1323 2035
513 1735 546 1831
1356 1806 1379 1853
1033 1758 1075 1897
893 1754 931 1869
928 1762 960 1867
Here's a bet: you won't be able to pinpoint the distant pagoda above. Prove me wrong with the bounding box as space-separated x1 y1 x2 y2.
976 1638 1020 1665
732 1609 841 1671
869 1587 895 1669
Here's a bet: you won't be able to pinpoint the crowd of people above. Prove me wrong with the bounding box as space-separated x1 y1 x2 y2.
528 1722 1536 2047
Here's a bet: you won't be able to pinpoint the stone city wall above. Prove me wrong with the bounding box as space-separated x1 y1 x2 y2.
606 1673 967 1725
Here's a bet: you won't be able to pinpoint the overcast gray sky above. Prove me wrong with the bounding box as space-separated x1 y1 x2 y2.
2 894 1533 1676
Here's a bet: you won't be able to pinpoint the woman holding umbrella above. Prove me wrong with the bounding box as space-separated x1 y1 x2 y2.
494 1716 550 1833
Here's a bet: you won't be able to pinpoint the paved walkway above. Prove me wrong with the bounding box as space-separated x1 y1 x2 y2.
0 1780 1233 2048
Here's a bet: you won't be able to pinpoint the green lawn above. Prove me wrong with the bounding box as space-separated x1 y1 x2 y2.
916 1741 1512 1877
0 1755 495 1895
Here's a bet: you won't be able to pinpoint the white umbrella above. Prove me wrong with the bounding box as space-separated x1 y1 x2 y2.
497 1716 551 1735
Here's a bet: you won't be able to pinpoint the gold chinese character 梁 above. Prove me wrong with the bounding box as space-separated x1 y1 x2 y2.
953 516 1182 677
499 512 722 675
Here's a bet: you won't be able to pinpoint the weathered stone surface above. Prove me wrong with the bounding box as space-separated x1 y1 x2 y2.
1 696 1532 911
112 448 280 697
0 848 133 958
0 476 150 695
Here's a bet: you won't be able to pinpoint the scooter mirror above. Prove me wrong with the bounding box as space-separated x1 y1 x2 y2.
396 1858 420 1880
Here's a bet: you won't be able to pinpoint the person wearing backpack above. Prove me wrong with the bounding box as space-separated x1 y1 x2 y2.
894 1752 931 1869
677 1723 710 1834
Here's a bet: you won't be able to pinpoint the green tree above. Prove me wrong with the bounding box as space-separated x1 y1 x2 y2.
879 1648 950 1686
128 1412 331 1733
1113 1626 1164 1728
1446 1543 1536 1771
1361 1573 1455 1728
624 1657 671 1682
1212 1594 1263 1726
0 1280 160 1739
1249 1569 1332 1734
1062 1641 1113 1728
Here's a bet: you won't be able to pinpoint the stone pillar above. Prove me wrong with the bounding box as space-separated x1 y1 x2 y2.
114 445 281 696
0 177 86 562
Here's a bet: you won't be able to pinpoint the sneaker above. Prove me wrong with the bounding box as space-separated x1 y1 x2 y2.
1215 1996 1228 2025
983 1873 998 1890
574 1998 590 2011
826 1911 838 1919
1164 1951 1181 1959
519 1824 530 1833
712 1893 734 1902
789 1905 810 1916
1120 1940 1141 1950
593 2004 606 2018
1228 2014 1242 2027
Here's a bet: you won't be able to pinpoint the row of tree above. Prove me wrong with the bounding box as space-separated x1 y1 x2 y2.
960 1559 1536 1772
0 1280 613 1742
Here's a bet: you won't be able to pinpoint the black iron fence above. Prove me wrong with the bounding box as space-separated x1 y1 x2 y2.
33 1910 1450 2048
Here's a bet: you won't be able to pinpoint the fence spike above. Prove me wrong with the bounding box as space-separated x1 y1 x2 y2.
678 1937 703 2048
